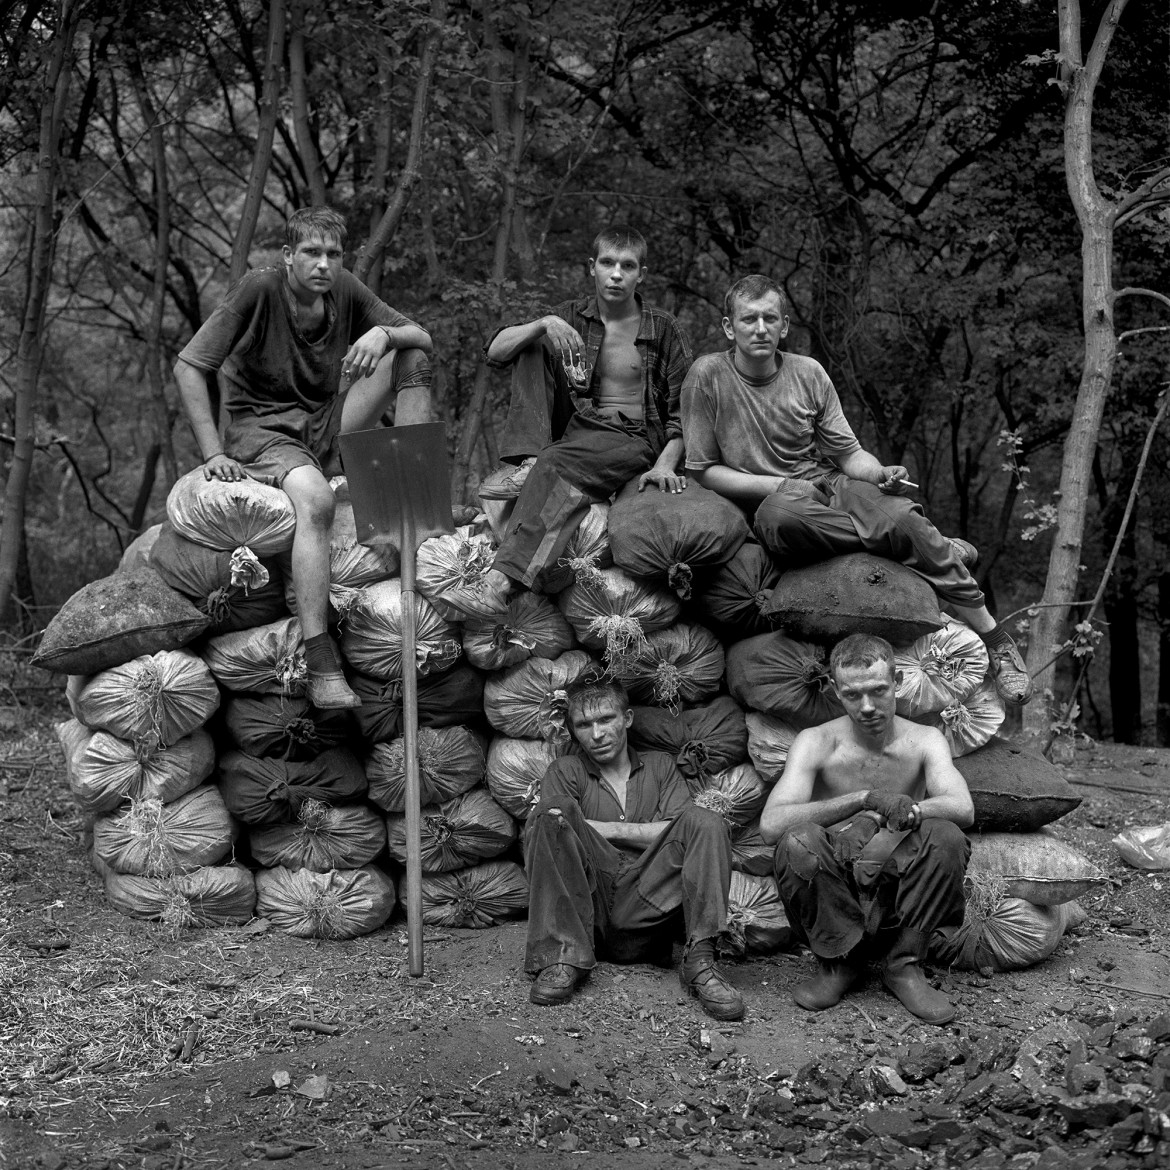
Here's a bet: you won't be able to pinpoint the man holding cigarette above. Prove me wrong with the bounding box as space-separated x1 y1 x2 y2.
681 274 1031 705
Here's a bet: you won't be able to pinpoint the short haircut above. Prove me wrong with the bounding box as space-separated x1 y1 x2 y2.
565 674 631 719
591 225 647 267
286 207 348 249
723 274 789 319
829 633 896 681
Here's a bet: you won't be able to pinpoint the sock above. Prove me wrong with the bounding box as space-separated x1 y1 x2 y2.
979 623 1015 652
303 632 336 674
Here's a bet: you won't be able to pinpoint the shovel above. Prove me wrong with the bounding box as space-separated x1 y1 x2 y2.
339 422 454 977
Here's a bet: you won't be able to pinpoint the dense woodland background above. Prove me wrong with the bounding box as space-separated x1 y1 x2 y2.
0 0 1167 743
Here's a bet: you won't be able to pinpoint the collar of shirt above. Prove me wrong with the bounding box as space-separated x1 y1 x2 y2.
579 745 644 782
575 293 655 342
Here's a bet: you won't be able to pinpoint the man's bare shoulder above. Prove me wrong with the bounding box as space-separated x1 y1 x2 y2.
890 716 950 756
791 716 853 759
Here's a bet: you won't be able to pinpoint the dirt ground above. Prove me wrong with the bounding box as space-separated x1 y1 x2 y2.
3 689 1170 1170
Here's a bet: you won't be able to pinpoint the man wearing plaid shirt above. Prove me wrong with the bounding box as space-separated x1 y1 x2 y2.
469 227 693 613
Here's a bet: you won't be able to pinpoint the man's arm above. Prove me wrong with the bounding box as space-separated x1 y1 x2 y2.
173 358 246 482
694 464 785 503
638 437 687 494
916 729 975 827
759 728 868 843
486 314 582 364
587 819 671 848
836 448 912 495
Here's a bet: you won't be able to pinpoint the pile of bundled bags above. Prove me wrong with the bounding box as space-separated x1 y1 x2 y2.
36 471 1104 965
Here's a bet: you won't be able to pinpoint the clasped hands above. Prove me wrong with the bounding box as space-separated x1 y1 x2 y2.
831 790 922 864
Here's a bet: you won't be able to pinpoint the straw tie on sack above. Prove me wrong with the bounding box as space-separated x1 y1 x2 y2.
131 660 168 751
297 798 332 835
159 880 198 935
693 787 737 824
128 797 179 876
228 546 269 591
559 552 605 588
588 614 648 672
303 880 348 939
651 662 684 714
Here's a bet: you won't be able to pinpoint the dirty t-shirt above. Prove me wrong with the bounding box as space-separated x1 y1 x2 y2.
682 349 862 482
177 267 417 422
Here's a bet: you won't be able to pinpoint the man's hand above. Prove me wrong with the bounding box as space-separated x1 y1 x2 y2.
877 465 912 495
863 790 921 831
203 453 247 482
342 327 392 382
831 816 881 864
638 467 687 494
542 315 585 363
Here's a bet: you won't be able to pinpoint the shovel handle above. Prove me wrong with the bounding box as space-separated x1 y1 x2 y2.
401 535 424 977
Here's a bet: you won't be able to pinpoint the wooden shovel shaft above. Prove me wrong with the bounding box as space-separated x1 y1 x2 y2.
401 533 424 977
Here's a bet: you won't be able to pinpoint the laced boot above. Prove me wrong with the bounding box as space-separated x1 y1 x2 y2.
680 938 744 1021
530 963 587 1006
792 953 864 1011
880 928 955 1024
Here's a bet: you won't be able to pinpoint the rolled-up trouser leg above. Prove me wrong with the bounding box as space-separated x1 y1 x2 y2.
886 819 971 934
523 797 626 974
609 804 734 945
753 487 866 566
773 824 866 959
498 339 578 461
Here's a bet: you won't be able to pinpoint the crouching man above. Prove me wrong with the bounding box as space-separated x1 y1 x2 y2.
524 676 743 1020
760 633 973 1024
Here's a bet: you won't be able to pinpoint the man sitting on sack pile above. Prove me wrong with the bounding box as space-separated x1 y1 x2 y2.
761 633 974 1024
523 675 744 1021
467 226 693 615
680 273 1032 708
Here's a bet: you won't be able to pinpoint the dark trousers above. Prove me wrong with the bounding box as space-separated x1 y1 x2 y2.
773 819 970 961
524 798 733 974
493 342 654 588
753 478 985 609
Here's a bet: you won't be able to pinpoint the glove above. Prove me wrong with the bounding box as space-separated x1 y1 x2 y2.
831 815 881 864
863 790 920 831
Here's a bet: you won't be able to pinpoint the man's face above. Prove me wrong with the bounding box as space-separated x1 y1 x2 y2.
284 232 344 298
831 660 899 737
589 246 646 307
568 696 633 767
722 291 790 362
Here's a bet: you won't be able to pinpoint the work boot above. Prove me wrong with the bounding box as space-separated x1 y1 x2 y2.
880 928 955 1025
479 458 537 501
948 537 979 570
306 670 362 710
680 939 745 1021
792 956 864 1011
530 963 587 1006
986 635 1034 706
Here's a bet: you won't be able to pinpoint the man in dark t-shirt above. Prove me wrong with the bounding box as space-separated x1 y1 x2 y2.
523 676 743 1021
174 207 432 709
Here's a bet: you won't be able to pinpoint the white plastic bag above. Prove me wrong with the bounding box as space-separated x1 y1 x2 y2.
1113 824 1170 871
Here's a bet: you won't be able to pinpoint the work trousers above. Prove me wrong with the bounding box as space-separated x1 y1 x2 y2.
524 798 732 974
773 818 970 961
493 342 654 588
753 477 985 609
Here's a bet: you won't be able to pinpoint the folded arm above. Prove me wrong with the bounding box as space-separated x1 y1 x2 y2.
587 819 670 848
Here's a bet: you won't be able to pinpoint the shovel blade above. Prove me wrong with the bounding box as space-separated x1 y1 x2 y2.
339 423 455 554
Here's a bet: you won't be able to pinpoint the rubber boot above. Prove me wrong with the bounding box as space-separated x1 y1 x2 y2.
680 938 744 1021
792 954 863 1011
880 928 955 1024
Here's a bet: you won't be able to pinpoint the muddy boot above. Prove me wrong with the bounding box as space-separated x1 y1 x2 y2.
792 954 864 1011
680 939 744 1021
880 928 954 1024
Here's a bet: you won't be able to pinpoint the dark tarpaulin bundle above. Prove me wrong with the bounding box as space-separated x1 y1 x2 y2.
731 821 775 876
349 662 486 744
485 736 570 819
250 801 387 872
692 542 780 640
482 650 597 746
414 859 529 928
166 466 297 555
687 763 767 828
532 503 612 594
614 622 725 711
217 747 368 825
462 592 576 672
366 725 487 812
718 872 794 958
745 711 801 783
92 785 236 876
895 617 990 718
58 718 215 816
608 478 750 600
956 738 1082 833
558 568 680 672
415 527 502 622
628 695 748 781
70 649 221 751
726 633 844 728
220 693 351 761
255 864 397 939
386 787 517 872
149 523 287 636
204 616 307 696
104 864 257 926
341 579 461 681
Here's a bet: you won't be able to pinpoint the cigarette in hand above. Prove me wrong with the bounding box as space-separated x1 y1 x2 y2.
898 479 919 489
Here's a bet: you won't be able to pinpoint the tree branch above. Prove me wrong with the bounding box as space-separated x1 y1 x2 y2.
1114 287 1170 312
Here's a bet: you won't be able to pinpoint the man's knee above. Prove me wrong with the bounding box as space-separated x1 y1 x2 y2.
676 802 731 839
391 346 431 390
282 467 335 530
774 823 831 882
913 818 970 873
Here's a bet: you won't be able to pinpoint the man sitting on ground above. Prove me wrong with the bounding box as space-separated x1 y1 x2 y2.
524 676 744 1021
760 633 973 1024
174 207 432 710
471 226 692 614
681 273 1032 706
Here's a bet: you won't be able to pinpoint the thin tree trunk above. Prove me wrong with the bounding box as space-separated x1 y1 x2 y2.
288 0 326 206
1104 527 1141 743
229 0 287 285
1024 0 1129 737
364 46 395 297
1158 568 1170 746
0 0 80 627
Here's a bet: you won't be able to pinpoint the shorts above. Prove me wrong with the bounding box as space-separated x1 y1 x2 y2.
224 396 348 487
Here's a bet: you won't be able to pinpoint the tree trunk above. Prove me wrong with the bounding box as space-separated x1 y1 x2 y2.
288 0 326 206
1158 568 1170 746
0 0 80 628
1104 528 1141 743
229 0 287 285
1023 0 1128 737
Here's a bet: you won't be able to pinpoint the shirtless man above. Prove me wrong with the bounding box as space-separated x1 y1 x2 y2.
470 227 692 612
760 633 974 1024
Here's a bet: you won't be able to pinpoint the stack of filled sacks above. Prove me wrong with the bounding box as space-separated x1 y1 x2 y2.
38 563 252 928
